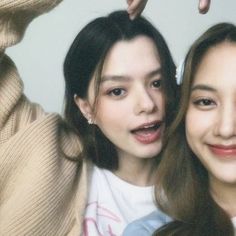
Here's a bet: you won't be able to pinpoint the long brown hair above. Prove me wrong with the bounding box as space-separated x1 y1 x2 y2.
154 23 236 236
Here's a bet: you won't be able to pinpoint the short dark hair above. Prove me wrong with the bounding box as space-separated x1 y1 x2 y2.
63 10 177 170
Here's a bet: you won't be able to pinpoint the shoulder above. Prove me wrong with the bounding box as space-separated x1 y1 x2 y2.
123 210 172 236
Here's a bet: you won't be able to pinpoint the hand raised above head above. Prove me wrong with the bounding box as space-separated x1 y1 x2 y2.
126 0 148 20
126 0 211 20
198 0 211 14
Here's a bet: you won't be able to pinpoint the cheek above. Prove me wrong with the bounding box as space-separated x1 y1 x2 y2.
95 100 128 127
185 115 191 145
185 108 212 148
95 110 125 140
185 108 201 148
152 92 165 115
160 95 166 116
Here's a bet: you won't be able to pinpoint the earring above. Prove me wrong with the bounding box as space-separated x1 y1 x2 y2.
87 117 93 125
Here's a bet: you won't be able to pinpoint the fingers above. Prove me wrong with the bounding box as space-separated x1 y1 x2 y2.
198 0 211 14
127 0 148 20
126 0 133 5
126 0 210 20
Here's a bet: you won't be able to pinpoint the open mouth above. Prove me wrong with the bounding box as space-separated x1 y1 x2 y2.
131 122 161 134
131 121 163 144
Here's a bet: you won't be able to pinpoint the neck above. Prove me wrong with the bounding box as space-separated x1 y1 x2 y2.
113 153 157 187
210 177 236 217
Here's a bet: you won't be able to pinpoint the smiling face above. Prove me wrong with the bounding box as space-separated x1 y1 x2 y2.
77 36 165 162
186 42 236 187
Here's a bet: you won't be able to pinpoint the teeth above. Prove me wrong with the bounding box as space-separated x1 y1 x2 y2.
143 124 155 129
131 122 161 133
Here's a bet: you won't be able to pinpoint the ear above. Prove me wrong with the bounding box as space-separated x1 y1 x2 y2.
74 94 93 121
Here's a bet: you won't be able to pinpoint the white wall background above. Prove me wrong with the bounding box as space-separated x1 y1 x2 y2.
6 0 236 113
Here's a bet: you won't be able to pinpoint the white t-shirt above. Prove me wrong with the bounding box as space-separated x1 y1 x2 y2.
83 166 156 236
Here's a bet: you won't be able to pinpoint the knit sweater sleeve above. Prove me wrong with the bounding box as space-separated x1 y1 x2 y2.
0 3 87 235
0 0 64 135
0 0 62 49
0 43 85 236
0 55 49 142
0 60 85 235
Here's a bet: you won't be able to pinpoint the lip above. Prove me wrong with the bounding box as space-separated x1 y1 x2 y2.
208 144 236 157
131 120 162 130
131 120 163 144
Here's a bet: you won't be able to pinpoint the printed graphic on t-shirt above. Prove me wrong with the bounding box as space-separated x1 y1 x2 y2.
83 166 156 236
83 201 122 236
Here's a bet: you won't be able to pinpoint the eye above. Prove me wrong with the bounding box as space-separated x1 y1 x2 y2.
108 88 126 97
193 98 216 109
151 79 162 89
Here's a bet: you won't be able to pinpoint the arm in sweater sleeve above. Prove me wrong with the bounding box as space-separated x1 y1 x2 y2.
0 54 84 234
0 0 63 138
0 55 44 140
0 2 86 235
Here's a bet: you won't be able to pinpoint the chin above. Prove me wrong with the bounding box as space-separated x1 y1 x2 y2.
138 148 162 159
221 176 236 185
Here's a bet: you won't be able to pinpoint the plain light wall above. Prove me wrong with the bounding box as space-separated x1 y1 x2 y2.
6 0 236 113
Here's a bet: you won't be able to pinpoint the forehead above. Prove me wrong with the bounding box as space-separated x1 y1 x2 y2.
193 42 236 89
101 36 161 77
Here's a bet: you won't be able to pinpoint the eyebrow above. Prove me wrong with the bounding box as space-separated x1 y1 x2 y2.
191 84 217 92
145 68 162 79
101 75 131 83
101 68 162 83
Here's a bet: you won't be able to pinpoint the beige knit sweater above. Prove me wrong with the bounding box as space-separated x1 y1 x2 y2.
0 1 90 235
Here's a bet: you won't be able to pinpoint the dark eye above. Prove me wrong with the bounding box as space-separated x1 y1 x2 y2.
194 98 214 106
192 98 216 110
108 88 126 97
152 79 161 88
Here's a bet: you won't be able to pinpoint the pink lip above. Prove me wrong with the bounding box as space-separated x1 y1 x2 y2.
131 121 163 144
208 144 236 157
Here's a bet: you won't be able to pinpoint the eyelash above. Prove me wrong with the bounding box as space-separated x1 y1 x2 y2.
105 79 162 98
107 88 126 97
151 79 162 89
193 98 216 109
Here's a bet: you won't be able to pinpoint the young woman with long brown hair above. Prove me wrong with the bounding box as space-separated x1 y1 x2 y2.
124 22 236 236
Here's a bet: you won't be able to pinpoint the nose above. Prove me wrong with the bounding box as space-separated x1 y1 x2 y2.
134 87 156 115
214 103 236 139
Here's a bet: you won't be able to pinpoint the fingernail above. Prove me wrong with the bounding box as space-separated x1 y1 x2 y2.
199 0 208 13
